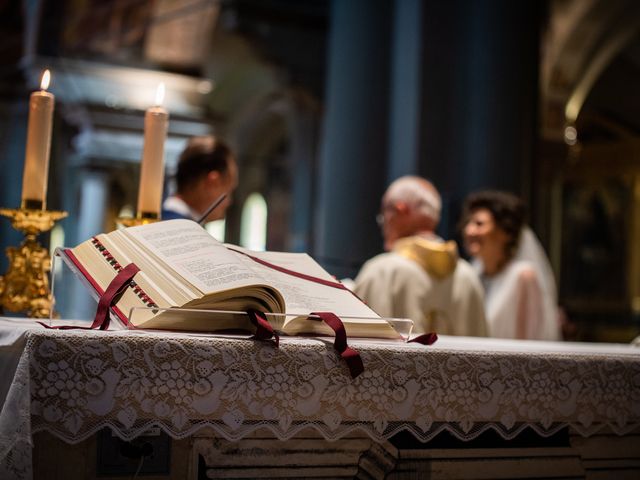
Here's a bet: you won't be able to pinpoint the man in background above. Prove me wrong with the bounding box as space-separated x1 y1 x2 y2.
354 176 487 336
162 135 238 222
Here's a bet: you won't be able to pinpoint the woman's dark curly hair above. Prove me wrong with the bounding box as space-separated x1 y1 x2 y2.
461 190 526 259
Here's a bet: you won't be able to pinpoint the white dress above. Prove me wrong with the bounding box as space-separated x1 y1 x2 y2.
475 227 561 341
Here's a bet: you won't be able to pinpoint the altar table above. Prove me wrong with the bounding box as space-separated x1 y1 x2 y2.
1 317 639 479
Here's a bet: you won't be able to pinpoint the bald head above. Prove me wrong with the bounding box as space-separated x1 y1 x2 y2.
379 176 442 250
384 176 441 223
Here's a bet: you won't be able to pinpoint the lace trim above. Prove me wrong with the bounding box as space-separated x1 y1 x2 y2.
29 419 640 445
3 328 640 479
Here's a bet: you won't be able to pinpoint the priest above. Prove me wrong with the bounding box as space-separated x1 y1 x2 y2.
354 176 488 336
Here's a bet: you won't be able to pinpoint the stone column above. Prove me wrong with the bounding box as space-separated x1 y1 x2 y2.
388 0 423 182
419 0 541 237
315 0 392 279
288 98 319 254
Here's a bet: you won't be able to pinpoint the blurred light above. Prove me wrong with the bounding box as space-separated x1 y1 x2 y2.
197 80 213 94
565 99 579 124
155 82 165 106
240 193 267 251
49 224 65 260
205 219 226 241
564 125 578 145
117 205 135 230
40 69 51 90
105 94 120 108
49 224 66 311
119 204 135 217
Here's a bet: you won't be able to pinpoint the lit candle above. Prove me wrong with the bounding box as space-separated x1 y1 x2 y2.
21 69 54 210
137 83 169 218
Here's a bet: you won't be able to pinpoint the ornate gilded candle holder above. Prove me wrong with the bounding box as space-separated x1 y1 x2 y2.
0 201 67 318
117 211 160 228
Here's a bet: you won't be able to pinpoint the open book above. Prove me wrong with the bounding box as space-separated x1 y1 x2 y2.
65 219 400 339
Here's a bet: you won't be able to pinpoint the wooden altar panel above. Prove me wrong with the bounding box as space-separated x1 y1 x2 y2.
30 428 640 479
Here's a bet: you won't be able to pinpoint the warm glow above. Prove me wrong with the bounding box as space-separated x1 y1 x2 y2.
240 192 268 251
40 69 51 90
205 219 226 242
155 82 165 106
564 125 578 146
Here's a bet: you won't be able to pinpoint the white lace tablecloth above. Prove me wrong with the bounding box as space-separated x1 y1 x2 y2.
1 317 640 479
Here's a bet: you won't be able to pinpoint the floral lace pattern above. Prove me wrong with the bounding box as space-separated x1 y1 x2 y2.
2 328 640 479
0 349 32 480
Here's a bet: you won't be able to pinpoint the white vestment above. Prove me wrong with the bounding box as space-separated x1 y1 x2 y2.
475 227 561 341
354 236 488 336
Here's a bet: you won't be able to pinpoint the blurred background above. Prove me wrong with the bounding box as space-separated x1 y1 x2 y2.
0 0 638 341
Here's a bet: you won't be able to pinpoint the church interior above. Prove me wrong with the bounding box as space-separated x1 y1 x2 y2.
1 1 640 479
0 0 640 328
2 0 638 342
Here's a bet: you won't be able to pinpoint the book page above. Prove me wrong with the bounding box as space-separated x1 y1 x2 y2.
229 247 380 319
99 233 182 306
124 219 266 293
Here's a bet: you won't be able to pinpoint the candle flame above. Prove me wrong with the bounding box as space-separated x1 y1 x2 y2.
155 83 165 106
40 69 51 90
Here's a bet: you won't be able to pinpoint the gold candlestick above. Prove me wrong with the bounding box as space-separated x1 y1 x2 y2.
0 206 67 318
117 211 161 228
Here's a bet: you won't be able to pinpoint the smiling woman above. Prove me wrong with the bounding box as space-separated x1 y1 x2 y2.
462 192 525 276
461 191 561 341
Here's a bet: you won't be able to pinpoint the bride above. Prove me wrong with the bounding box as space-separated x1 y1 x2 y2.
461 191 561 341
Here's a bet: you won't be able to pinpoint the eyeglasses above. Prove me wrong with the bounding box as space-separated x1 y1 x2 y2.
376 203 397 227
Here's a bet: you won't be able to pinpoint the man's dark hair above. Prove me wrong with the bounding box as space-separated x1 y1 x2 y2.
462 190 526 258
175 136 234 193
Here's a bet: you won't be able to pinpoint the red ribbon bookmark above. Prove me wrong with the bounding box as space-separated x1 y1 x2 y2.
39 263 140 331
310 311 364 379
247 309 280 347
408 332 438 345
228 248 350 291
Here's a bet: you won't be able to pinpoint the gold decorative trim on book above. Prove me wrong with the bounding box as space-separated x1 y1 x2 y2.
91 237 158 308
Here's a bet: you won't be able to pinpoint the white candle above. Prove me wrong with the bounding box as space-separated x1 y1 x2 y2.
137 83 169 217
21 69 54 209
